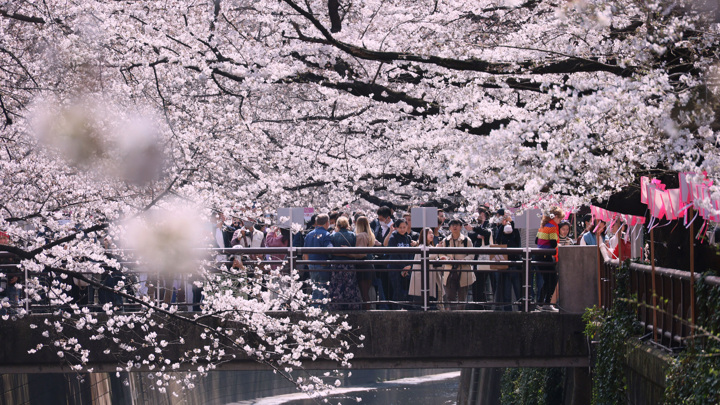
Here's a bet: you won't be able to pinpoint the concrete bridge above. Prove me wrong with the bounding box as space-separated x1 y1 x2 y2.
0 247 599 374
0 311 588 374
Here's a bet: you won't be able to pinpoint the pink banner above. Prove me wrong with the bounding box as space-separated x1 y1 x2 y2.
648 185 666 220
661 190 675 220
640 176 650 204
667 189 685 219
679 172 692 204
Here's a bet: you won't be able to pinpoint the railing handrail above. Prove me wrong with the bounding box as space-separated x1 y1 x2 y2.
0 245 560 313
627 262 720 287
208 246 557 255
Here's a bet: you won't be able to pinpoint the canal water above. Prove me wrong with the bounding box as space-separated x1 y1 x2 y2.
0 369 461 405
229 370 461 405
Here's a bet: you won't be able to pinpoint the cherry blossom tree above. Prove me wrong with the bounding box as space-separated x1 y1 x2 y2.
1 0 719 397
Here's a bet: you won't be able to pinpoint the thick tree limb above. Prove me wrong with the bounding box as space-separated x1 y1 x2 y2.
0 8 45 24
328 0 342 33
281 0 634 77
285 72 440 115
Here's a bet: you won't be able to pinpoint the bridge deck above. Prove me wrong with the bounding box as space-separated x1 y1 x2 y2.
0 311 587 373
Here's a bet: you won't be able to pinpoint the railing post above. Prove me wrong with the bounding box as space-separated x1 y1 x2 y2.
689 207 696 331
288 236 295 278
597 240 602 309
521 214 531 312
422 245 428 312
651 228 658 343
24 264 29 313
524 228 530 312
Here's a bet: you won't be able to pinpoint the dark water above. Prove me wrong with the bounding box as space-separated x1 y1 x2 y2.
229 370 460 405
0 369 460 405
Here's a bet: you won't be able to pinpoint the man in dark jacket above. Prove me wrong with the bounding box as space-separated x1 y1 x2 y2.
495 216 522 311
371 205 394 307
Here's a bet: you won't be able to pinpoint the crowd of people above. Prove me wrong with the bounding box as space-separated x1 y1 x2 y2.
212 205 576 312
1 203 662 313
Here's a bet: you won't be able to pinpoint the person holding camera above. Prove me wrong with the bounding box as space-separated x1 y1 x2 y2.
495 215 522 311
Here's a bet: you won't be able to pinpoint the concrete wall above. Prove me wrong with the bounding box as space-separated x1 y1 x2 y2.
0 312 588 373
558 245 599 314
624 341 671 405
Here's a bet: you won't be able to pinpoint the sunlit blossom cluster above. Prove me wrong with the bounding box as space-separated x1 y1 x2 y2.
1 0 719 401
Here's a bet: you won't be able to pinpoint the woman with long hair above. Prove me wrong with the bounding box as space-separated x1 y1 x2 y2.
328 216 362 310
534 207 564 311
580 220 606 246
558 221 574 246
352 216 376 309
407 228 444 309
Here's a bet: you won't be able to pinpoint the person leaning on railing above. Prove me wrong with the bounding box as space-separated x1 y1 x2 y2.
534 207 564 312
327 216 362 310
386 218 416 309
495 216 522 311
349 216 376 309
438 218 476 310
303 214 333 305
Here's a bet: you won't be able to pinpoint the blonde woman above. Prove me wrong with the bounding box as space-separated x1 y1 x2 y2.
352 216 376 308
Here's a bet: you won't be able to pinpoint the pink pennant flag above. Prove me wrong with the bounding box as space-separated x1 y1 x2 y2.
679 172 692 204
698 186 708 218
651 178 666 191
707 200 720 222
599 208 609 222
649 186 667 220
645 180 656 210
661 190 675 220
607 212 618 230
640 177 650 204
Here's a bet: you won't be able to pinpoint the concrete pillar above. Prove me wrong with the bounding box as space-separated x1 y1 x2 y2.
563 367 592 405
558 246 599 314
458 368 502 405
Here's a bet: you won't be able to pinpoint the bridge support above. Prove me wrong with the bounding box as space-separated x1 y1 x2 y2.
457 366 591 405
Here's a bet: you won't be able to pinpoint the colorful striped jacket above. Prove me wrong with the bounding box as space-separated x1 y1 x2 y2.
536 221 559 249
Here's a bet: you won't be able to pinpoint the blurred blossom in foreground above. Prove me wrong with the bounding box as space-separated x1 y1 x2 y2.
32 97 108 167
111 115 165 185
122 203 207 275
32 96 165 185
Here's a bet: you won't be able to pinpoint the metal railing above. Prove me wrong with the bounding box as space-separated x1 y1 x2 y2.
0 246 557 313
601 261 720 350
